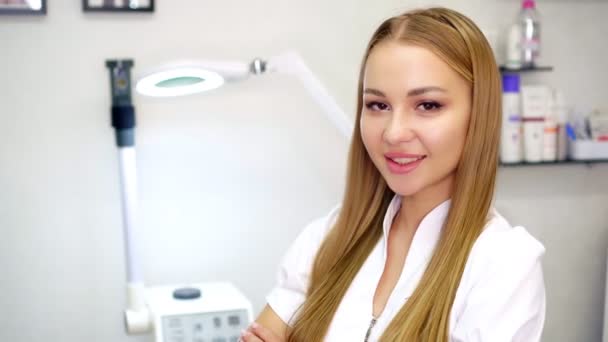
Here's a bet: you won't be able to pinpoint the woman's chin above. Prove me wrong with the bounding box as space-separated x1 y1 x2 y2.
386 181 423 198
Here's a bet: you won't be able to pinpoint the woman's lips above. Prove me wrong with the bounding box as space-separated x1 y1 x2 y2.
384 153 427 174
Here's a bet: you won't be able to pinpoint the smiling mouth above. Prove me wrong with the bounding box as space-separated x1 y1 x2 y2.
387 155 427 165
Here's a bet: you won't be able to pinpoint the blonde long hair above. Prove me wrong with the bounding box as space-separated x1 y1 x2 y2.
287 7 501 341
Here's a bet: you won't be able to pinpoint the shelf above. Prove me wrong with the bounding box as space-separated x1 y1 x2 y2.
500 159 608 167
499 65 554 73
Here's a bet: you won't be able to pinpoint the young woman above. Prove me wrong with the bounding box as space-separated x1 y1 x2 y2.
242 7 545 342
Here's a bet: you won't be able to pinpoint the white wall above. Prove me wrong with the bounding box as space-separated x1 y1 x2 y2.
1 1 607 341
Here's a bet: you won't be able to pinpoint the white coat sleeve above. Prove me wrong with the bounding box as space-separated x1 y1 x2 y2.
265 206 340 326
451 226 546 342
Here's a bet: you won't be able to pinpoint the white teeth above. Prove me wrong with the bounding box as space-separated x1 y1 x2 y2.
392 157 421 165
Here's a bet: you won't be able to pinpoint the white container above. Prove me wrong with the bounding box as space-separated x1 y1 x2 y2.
521 85 549 162
505 23 523 69
543 93 557 161
589 108 608 141
501 74 523 163
524 121 545 162
569 140 608 160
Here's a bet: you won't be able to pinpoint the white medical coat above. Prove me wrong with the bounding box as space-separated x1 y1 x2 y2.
266 195 546 341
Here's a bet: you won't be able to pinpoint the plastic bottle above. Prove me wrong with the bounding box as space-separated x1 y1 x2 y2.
554 90 568 161
543 90 558 161
505 23 523 70
501 74 523 163
520 0 541 68
521 85 548 163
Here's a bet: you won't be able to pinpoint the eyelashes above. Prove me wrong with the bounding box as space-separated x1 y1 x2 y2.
364 100 444 113
365 101 390 111
417 101 443 112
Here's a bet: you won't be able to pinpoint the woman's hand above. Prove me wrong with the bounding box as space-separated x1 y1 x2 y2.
240 322 285 342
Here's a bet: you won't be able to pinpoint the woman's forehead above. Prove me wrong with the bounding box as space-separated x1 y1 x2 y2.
363 41 469 94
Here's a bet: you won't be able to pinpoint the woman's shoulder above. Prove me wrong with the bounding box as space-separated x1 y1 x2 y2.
278 204 341 272
265 204 341 324
290 204 341 253
460 208 546 287
474 209 545 261
450 210 546 339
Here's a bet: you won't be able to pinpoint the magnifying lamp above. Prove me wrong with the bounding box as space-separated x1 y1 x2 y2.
135 51 352 138
105 51 352 342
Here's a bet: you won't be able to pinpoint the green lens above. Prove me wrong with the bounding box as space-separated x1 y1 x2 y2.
156 76 204 88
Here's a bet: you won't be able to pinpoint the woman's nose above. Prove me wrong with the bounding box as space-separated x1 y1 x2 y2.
382 112 416 145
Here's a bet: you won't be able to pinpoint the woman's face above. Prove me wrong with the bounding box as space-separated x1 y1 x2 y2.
360 41 472 199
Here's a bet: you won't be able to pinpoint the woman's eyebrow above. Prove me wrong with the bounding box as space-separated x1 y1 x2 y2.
363 88 386 97
363 86 447 98
407 86 447 96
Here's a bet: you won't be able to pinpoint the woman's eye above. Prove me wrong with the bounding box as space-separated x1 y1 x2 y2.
416 101 443 112
365 101 390 111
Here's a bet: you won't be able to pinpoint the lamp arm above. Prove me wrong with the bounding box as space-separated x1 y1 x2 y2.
266 51 353 140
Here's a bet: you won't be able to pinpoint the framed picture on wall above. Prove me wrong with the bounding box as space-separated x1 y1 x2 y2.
0 0 46 15
83 0 154 12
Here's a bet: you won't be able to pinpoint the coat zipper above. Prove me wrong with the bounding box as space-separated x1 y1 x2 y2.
363 316 378 342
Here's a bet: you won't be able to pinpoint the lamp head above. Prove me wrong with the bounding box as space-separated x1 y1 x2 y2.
135 59 258 97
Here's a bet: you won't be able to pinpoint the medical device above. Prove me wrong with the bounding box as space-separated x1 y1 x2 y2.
106 52 351 342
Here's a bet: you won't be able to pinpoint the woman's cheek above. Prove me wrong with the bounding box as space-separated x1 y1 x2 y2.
360 116 382 148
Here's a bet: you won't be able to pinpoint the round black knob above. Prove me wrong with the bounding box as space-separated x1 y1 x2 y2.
173 287 201 300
